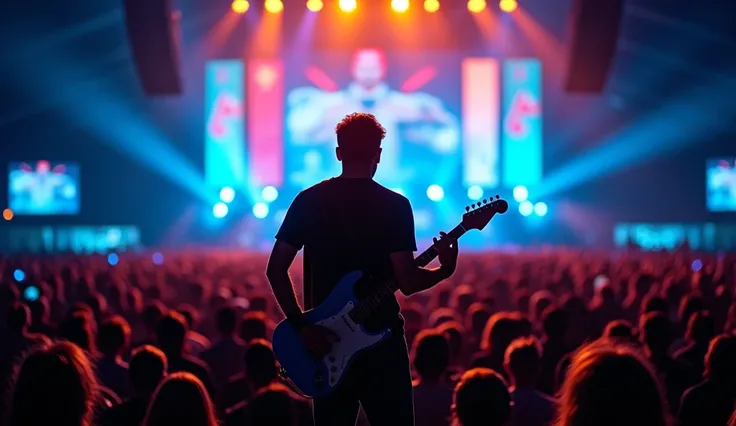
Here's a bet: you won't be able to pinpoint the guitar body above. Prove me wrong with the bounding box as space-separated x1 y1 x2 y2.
272 271 391 398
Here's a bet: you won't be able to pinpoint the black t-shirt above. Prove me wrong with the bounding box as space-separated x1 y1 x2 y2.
275 177 417 331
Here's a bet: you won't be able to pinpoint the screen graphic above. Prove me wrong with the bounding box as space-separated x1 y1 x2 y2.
8 161 80 215
707 158 736 212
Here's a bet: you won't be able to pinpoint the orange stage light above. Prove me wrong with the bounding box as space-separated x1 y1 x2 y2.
499 0 518 13
231 0 249 14
424 0 440 13
264 0 283 13
339 0 357 12
306 0 323 12
392 0 409 13
2 208 13 221
468 0 487 13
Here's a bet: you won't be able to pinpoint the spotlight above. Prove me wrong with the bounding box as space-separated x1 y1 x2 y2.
424 0 440 12
467 185 484 201
519 201 533 217
264 0 283 13
213 202 229 218
392 0 409 12
426 185 445 202
499 0 517 13
220 186 235 203
467 0 486 13
107 253 120 266
2 208 13 221
253 202 270 219
512 185 528 202
13 269 25 282
339 0 357 12
534 202 548 217
231 0 250 14
306 0 323 12
261 186 279 203
152 252 165 265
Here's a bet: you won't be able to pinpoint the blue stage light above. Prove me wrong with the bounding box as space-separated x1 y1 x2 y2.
13 269 25 282
513 185 528 202
467 185 484 201
220 187 235 203
253 202 269 219
534 202 548 217
213 202 229 218
262 186 279 202
152 252 164 265
107 253 119 266
427 185 444 202
519 201 533 216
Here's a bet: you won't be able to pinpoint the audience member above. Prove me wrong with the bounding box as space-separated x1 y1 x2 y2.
504 337 555 426
451 368 511 426
101 345 168 426
96 315 134 399
142 372 218 426
201 306 247 393
411 329 454 426
673 310 716 378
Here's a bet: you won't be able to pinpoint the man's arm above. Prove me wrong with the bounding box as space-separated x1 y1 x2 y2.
265 241 302 317
390 251 453 296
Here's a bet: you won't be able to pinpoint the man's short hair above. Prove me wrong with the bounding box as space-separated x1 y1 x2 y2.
335 113 386 162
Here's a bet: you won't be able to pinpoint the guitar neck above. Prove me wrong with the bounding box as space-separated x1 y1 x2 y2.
348 223 468 324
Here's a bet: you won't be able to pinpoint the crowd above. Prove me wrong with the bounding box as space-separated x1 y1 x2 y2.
1 249 736 426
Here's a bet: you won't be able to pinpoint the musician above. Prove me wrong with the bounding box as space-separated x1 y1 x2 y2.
266 112 459 425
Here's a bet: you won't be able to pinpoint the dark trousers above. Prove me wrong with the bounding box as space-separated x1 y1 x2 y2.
312 334 415 426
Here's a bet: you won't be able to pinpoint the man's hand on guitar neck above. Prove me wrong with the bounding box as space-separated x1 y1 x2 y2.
433 231 459 279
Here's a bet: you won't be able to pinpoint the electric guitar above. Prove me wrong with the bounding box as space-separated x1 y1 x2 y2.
272 196 509 398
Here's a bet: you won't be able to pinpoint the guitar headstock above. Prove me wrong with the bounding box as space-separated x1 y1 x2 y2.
461 195 508 231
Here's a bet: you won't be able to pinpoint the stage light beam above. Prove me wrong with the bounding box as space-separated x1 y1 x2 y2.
213 202 229 218
220 186 235 203
519 201 533 217
427 185 445 202
392 0 409 12
499 0 517 13
253 202 270 219
261 186 279 202
306 0 323 12
424 0 440 12
468 0 486 13
264 0 283 13
534 202 548 217
467 185 484 201
231 0 250 14
512 185 529 202
339 0 357 12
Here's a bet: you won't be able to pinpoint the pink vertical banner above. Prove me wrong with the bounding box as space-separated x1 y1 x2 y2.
461 58 500 187
247 59 284 187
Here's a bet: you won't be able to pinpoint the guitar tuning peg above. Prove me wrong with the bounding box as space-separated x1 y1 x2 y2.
471 203 476 209
483 199 488 204
465 206 470 212
495 194 500 199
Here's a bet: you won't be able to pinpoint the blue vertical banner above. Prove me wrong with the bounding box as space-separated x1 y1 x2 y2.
205 60 246 187
502 59 542 187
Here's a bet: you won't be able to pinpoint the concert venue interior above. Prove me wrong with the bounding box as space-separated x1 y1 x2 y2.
1 0 735 254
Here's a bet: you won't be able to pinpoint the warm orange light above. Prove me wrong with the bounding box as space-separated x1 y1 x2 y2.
424 0 440 12
2 208 13 221
231 0 249 14
264 0 283 13
306 0 323 12
467 0 486 13
338 0 357 12
392 0 409 12
499 0 517 13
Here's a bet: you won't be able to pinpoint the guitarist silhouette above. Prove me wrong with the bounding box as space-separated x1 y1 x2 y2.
266 112 459 426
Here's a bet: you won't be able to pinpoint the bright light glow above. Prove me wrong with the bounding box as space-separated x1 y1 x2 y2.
499 0 517 12
262 186 279 202
467 185 484 201
24 286 40 301
427 185 445 202
152 252 164 266
512 185 529 202
220 186 235 203
2 208 13 221
231 0 250 14
424 0 440 12
534 202 548 217
392 0 409 12
691 259 703 272
213 202 229 218
519 201 534 216
13 269 25 282
253 202 270 219
467 0 486 13
107 253 119 266
339 0 357 12
306 0 323 12
264 0 284 13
